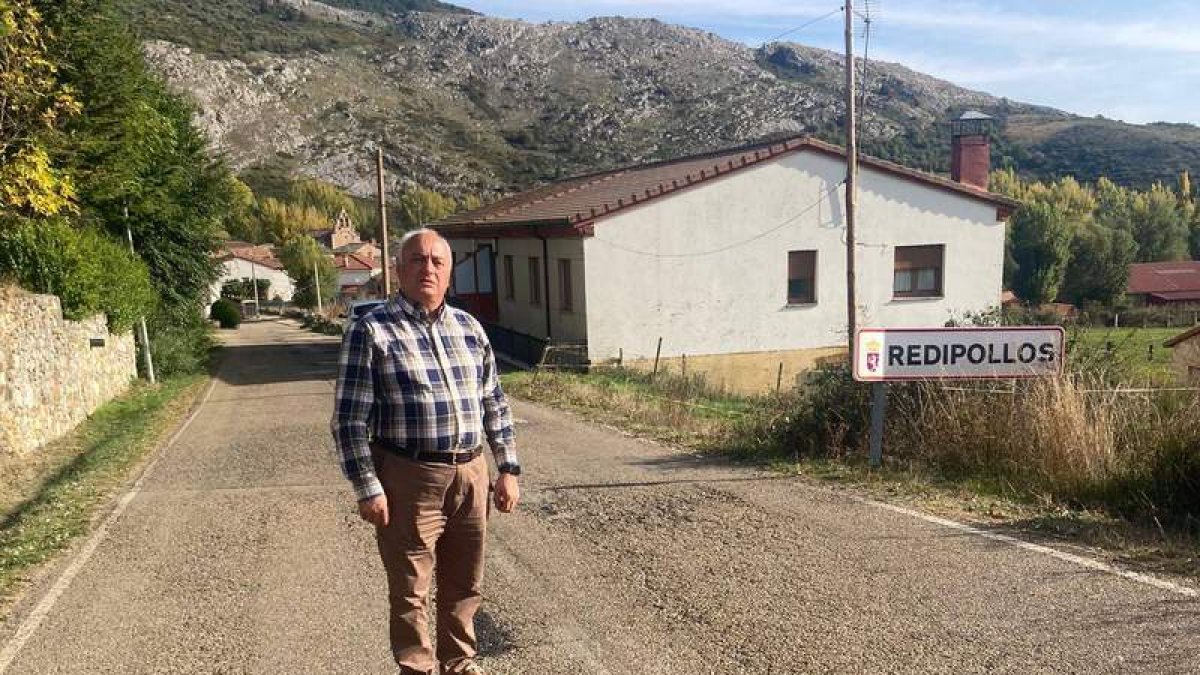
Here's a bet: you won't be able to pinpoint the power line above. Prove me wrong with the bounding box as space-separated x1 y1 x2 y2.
765 6 844 43
856 1 876 141
591 181 845 259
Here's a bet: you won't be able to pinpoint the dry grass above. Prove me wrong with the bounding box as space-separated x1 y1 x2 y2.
504 365 1200 574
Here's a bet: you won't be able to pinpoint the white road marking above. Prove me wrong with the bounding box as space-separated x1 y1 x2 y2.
0 379 219 673
861 497 1198 599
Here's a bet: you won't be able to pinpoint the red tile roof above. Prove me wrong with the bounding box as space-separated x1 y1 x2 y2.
333 252 380 272
220 243 284 270
1127 261 1200 295
433 134 1019 238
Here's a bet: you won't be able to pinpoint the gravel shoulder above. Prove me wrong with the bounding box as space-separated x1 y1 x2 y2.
1 319 1196 674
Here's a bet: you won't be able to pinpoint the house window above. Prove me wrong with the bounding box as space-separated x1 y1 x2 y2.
558 259 573 312
787 250 817 305
528 256 541 305
503 255 515 300
894 245 944 298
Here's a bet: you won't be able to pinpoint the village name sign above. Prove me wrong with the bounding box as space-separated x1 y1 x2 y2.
854 327 1066 382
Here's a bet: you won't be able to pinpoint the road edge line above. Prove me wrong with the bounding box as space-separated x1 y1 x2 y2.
861 497 1198 599
0 377 219 673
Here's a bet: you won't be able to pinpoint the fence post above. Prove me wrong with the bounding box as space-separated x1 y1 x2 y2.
618 347 623 367
776 362 784 393
681 353 687 379
652 337 663 379
868 382 887 468
532 345 551 384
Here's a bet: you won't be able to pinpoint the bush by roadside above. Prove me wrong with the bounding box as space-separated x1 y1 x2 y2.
0 216 156 333
210 298 241 329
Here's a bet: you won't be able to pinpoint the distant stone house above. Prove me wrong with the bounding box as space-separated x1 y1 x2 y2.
312 209 362 251
1164 325 1200 383
1126 261 1200 306
431 132 1017 392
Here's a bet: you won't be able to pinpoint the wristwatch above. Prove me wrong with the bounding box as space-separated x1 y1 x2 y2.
497 463 522 476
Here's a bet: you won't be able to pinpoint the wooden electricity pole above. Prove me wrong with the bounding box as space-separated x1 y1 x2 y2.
844 0 859 359
124 207 156 385
377 147 392 297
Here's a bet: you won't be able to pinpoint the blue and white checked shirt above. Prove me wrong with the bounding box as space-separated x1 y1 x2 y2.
330 294 518 501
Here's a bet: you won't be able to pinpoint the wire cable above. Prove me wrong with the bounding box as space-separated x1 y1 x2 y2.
765 6 844 43
591 181 845 259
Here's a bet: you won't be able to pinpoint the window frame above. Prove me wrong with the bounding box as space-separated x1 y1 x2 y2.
786 249 818 306
893 244 945 299
558 258 574 312
503 254 515 300
528 256 541 306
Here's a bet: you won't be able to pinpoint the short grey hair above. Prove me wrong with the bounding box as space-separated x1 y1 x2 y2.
395 228 451 267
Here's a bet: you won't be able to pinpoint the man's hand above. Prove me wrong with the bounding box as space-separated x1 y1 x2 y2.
494 473 520 513
358 494 389 527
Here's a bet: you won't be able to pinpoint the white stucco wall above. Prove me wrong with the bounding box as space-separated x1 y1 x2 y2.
337 269 375 289
206 258 295 309
448 238 586 341
582 151 1006 361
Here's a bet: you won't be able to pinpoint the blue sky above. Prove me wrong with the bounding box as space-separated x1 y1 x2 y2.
458 1 1200 126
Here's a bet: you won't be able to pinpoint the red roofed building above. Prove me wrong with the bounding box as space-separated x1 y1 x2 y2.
332 251 382 298
1126 261 1200 305
432 132 1017 392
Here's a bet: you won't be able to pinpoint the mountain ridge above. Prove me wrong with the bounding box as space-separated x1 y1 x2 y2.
127 0 1200 199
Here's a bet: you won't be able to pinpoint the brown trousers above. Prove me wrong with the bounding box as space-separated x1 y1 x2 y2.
371 445 489 673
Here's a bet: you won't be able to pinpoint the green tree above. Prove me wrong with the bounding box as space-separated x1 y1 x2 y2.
1059 223 1136 306
397 186 457 229
279 235 336 310
1010 201 1071 305
1129 183 1190 262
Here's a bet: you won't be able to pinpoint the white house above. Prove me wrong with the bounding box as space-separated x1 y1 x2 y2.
433 133 1016 392
207 244 295 313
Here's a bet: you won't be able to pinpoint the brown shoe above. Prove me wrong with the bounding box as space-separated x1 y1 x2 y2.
441 661 485 675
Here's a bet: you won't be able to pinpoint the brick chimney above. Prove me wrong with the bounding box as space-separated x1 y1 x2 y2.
950 111 994 190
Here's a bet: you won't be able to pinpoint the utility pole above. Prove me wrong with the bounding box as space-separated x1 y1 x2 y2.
250 260 260 318
844 0 859 359
377 147 392 298
313 258 324 315
124 207 156 385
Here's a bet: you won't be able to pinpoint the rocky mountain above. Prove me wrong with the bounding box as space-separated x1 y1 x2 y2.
129 0 1200 199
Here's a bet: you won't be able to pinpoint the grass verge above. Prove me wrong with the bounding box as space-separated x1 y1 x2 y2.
0 374 209 614
502 368 1199 579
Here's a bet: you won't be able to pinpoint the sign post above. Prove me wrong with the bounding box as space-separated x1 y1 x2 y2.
854 327 1066 467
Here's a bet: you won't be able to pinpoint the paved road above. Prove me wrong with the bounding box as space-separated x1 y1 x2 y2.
1 319 1197 674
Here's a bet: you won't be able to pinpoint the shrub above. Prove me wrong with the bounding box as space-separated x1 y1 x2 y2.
210 298 241 329
0 216 156 332
148 309 214 378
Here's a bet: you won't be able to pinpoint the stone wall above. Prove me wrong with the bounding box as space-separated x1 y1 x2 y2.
0 285 137 455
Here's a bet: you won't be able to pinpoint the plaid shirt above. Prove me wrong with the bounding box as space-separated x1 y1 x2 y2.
330 294 518 501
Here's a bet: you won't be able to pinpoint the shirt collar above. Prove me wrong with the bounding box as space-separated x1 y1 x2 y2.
388 292 445 324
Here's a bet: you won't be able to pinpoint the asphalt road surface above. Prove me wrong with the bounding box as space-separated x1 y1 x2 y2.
1 318 1197 674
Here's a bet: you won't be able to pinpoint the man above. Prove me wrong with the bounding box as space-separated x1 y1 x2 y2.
331 229 521 675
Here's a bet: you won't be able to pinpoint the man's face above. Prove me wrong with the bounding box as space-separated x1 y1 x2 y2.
398 232 451 311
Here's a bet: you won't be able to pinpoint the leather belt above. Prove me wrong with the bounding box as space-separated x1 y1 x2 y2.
375 440 482 466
